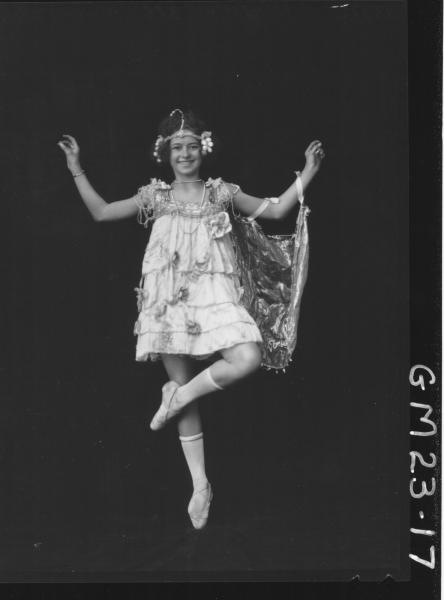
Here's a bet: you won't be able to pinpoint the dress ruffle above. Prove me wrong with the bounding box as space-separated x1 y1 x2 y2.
136 311 262 361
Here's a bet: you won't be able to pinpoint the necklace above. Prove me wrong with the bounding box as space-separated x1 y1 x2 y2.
169 181 207 234
172 179 203 184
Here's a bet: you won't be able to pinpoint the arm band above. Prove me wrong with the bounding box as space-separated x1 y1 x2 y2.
246 198 270 222
295 170 304 204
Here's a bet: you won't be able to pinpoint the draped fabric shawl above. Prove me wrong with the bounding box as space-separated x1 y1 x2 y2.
229 203 310 371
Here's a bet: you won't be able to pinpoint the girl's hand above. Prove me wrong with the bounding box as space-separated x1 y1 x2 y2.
57 134 81 173
304 140 325 173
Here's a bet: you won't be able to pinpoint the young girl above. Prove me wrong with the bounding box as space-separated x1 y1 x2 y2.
58 108 324 530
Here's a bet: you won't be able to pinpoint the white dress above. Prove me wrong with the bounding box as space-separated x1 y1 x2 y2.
132 177 263 362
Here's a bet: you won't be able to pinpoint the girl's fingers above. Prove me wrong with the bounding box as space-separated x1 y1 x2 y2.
313 143 324 152
57 141 77 156
306 141 323 154
305 139 326 162
61 134 79 148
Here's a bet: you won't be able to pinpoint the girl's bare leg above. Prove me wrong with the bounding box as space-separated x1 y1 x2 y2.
174 342 262 407
161 354 202 436
212 341 263 387
151 343 262 432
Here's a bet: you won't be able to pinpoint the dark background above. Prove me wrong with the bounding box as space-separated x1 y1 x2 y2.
0 0 410 582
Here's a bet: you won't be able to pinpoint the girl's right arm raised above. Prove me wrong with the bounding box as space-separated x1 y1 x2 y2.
57 134 139 222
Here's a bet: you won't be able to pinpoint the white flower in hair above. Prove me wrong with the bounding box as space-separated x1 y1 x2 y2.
201 131 213 155
153 135 164 163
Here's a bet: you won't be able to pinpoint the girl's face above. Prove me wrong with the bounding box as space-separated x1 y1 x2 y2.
169 132 202 180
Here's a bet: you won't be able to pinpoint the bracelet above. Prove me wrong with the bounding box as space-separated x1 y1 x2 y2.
72 169 85 178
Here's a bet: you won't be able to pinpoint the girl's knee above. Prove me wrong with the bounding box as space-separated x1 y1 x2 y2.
234 343 262 374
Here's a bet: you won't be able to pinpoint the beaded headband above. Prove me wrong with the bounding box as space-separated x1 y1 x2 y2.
153 108 214 163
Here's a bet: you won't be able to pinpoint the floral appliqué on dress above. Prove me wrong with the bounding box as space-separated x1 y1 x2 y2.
206 211 232 239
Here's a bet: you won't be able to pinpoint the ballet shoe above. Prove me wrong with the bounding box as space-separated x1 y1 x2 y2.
188 481 213 530
149 381 181 431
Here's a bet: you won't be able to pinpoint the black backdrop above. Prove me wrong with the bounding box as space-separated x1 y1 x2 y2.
1 1 409 581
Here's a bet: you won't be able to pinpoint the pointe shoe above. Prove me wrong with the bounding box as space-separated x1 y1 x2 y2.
149 381 181 431
188 482 213 530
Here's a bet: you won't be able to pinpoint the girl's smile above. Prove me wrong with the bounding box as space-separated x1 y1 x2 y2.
169 133 202 179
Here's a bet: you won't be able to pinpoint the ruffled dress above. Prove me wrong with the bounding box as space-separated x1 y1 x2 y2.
132 177 263 362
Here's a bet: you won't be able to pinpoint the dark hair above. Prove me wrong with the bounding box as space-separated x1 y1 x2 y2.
151 109 216 165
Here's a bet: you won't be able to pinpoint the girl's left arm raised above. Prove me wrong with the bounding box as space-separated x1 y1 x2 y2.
231 140 325 220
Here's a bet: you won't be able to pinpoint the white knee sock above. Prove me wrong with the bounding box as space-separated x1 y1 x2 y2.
176 367 223 407
179 432 208 489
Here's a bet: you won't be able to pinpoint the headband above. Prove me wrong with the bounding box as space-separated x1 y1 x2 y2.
153 109 214 163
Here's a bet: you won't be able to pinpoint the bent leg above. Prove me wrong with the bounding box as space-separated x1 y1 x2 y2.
176 342 262 407
213 341 263 387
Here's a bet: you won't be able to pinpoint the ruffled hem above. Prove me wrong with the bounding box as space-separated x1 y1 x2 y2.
135 320 263 362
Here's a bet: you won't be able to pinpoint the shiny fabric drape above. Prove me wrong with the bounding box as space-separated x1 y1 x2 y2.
229 204 310 371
